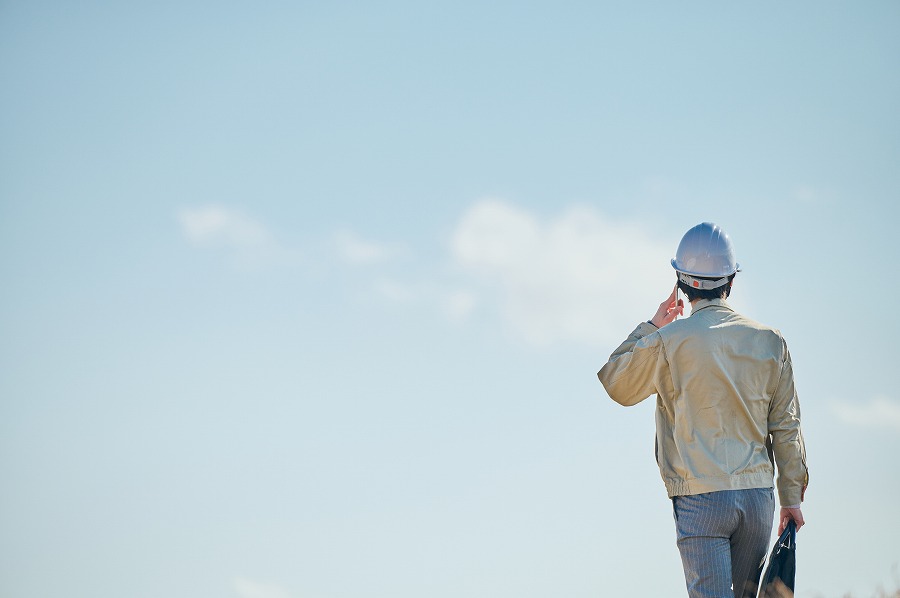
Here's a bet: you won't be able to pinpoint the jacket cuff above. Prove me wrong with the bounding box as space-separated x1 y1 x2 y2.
778 489 804 507
636 321 659 335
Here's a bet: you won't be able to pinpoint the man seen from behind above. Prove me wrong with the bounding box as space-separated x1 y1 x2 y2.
597 222 808 598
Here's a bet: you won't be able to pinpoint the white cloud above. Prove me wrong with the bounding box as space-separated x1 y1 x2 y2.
373 278 418 303
233 577 293 598
370 278 477 323
794 186 817 203
450 199 672 346
334 229 403 265
830 396 900 433
174 200 677 348
176 205 302 267
178 205 272 248
442 289 478 320
792 184 836 205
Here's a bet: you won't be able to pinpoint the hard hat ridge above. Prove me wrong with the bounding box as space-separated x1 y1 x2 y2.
671 222 739 289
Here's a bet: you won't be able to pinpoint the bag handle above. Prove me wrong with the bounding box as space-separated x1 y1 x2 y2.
777 519 796 551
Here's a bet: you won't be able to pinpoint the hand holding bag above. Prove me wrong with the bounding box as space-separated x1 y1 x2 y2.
758 519 796 597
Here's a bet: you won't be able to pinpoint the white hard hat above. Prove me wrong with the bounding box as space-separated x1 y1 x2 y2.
671 222 740 290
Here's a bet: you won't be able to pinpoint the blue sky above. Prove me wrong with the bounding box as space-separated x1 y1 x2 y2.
2 2 899 597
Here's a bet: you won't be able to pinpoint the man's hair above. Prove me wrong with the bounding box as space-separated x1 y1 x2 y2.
677 273 736 302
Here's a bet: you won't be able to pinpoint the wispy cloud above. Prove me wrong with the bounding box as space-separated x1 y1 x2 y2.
175 200 675 348
334 229 404 265
373 278 418 303
449 199 671 347
794 186 817 203
442 289 478 320
178 205 272 248
233 577 294 598
176 205 300 267
369 278 478 324
792 184 834 205
830 396 900 433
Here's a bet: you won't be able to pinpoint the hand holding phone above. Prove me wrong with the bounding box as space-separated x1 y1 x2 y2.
651 284 684 328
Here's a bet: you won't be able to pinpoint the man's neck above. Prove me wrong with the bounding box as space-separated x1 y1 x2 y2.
690 297 728 308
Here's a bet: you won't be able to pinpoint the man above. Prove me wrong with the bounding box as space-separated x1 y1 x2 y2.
597 222 808 598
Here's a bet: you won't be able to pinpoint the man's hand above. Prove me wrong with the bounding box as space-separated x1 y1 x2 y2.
778 507 804 535
650 285 684 328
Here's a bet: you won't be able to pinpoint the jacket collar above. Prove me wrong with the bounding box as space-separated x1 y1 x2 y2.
690 298 734 315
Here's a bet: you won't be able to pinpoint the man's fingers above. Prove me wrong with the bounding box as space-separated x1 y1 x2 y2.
652 285 685 328
778 510 805 535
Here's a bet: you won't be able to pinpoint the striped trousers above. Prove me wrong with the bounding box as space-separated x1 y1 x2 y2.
672 488 775 598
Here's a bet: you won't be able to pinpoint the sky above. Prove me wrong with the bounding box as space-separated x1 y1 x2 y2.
1 2 899 597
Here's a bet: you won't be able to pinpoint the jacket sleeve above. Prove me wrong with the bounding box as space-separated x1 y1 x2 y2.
768 341 809 507
597 322 663 407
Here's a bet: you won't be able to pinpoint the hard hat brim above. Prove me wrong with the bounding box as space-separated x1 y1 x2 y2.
671 258 740 278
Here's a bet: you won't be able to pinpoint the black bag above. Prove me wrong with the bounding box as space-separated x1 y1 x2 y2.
758 520 796 597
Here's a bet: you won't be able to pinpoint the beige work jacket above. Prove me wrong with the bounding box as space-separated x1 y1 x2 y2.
598 299 808 506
